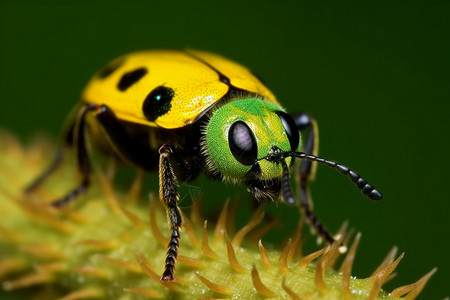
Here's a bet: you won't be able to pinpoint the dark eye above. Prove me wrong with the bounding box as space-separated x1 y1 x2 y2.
142 86 174 121
228 121 258 165
276 111 300 151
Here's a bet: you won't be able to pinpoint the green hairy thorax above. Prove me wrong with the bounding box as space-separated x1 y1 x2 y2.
0 131 435 300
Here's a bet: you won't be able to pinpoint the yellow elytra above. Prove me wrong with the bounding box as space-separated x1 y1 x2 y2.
82 50 278 129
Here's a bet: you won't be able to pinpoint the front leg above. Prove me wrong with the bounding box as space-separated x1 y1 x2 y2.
50 104 96 207
158 145 183 281
290 112 334 244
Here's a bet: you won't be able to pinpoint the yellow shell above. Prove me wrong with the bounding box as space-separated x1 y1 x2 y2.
82 50 278 129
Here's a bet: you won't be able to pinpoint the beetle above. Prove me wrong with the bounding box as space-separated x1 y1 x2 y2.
25 50 382 281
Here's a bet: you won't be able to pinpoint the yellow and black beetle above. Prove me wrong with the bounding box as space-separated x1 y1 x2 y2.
26 50 382 281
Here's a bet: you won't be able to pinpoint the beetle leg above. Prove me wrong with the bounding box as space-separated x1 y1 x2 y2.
24 118 75 193
290 112 334 244
158 144 183 281
47 103 157 207
24 147 65 193
51 104 96 207
159 144 202 183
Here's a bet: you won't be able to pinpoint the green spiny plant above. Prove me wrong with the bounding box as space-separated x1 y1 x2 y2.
0 131 435 299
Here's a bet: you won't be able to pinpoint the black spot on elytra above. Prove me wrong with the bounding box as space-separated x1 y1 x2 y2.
97 58 125 79
117 67 148 91
142 86 175 121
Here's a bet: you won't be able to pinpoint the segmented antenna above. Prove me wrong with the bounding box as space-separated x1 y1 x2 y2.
289 152 383 201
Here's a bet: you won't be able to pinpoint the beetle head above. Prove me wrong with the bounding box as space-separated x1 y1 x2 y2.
203 98 300 183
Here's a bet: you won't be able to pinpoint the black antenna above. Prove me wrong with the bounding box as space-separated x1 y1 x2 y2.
288 151 383 201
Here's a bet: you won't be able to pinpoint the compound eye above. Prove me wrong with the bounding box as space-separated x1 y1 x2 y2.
228 121 258 166
276 111 300 151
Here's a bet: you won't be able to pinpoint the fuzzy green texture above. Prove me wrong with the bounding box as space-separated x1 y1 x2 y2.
0 132 431 299
206 99 294 180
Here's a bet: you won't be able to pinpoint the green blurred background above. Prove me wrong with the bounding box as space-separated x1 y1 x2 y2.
1 1 449 299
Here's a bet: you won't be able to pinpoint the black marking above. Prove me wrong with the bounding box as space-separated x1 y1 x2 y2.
143 86 175 121
117 67 148 91
97 58 125 79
